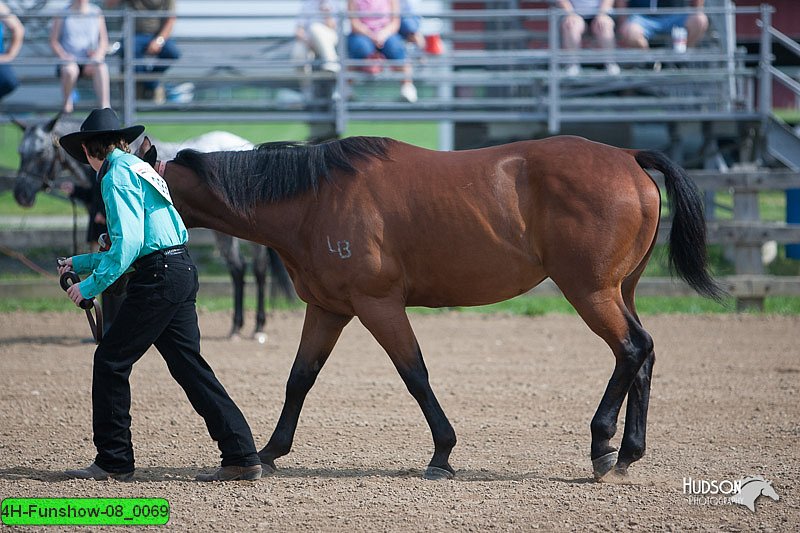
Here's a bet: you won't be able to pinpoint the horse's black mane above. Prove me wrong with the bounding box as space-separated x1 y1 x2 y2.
173 136 393 216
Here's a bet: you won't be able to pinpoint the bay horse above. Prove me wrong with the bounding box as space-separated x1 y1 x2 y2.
142 134 723 481
11 114 293 340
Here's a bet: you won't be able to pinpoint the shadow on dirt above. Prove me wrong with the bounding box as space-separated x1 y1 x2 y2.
0 466 597 484
0 336 88 347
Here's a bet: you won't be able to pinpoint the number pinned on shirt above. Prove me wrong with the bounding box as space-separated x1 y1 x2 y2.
130 162 174 205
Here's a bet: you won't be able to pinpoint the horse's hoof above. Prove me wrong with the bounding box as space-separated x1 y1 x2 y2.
260 461 277 474
423 466 454 480
598 465 630 484
592 451 618 481
255 332 268 345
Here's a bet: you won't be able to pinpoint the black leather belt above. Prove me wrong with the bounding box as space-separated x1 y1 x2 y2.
133 245 188 269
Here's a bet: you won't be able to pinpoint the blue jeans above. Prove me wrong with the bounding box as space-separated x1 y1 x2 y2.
399 16 421 39
347 32 406 60
130 34 181 91
0 63 19 100
628 14 689 40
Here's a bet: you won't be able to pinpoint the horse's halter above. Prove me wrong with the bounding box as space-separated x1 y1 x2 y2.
39 133 70 191
17 131 66 192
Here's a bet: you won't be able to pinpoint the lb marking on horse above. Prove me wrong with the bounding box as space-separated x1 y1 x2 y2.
327 236 352 259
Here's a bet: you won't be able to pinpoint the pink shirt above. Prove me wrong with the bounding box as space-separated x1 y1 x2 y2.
352 0 392 33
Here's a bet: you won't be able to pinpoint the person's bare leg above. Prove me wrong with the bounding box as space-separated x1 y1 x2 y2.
620 21 649 49
592 13 615 50
561 14 586 74
60 63 80 113
88 63 111 108
686 13 709 47
561 13 586 51
399 63 417 103
592 14 619 74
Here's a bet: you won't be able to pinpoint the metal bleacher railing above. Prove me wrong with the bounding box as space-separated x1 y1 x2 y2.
0 1 776 142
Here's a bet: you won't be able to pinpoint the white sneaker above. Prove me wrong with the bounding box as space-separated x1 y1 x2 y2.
400 82 418 103
321 61 341 73
605 62 621 76
565 64 581 77
166 82 195 103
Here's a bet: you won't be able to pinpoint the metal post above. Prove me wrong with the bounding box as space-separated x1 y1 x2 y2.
702 122 718 222
122 10 135 125
438 5 454 151
733 183 765 311
757 4 772 128
723 0 736 111
334 10 347 136
547 8 560 134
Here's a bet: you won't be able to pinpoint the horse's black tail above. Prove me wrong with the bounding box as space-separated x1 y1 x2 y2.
635 150 727 302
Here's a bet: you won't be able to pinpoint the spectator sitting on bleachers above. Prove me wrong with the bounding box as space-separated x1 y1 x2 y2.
617 0 708 50
556 0 620 76
0 1 24 101
291 0 341 73
50 0 111 113
105 0 180 103
348 0 418 103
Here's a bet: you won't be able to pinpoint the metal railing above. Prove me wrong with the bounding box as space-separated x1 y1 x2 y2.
1 3 781 142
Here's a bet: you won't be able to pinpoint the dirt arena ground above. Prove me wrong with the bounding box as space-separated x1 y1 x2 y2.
0 310 797 531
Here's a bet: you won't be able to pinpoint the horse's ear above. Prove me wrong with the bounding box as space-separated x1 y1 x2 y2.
10 116 27 130
44 112 63 133
143 145 158 166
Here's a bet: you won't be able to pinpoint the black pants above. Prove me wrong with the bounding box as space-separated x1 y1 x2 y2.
92 247 260 473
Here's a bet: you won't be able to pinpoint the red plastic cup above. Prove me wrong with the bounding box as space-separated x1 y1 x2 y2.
425 34 444 55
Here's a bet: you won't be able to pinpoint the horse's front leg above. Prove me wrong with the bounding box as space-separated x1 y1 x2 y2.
258 304 352 471
355 299 457 480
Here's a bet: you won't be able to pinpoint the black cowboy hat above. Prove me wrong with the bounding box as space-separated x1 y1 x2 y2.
59 108 145 164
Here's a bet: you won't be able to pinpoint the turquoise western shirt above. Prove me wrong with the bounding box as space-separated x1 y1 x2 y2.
71 149 188 299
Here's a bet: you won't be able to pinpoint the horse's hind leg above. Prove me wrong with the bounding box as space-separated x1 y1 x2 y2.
616 350 654 476
355 300 457 480
252 244 268 341
556 284 654 481
258 304 352 471
214 232 245 338
615 274 655 476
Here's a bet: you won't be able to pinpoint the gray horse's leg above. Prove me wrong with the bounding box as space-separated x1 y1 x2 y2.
252 244 268 342
214 232 245 338
268 248 296 301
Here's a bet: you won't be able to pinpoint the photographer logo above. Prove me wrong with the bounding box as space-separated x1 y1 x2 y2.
683 475 779 512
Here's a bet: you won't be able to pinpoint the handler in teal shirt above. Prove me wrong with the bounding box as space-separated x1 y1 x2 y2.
71 147 188 299
57 108 262 483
